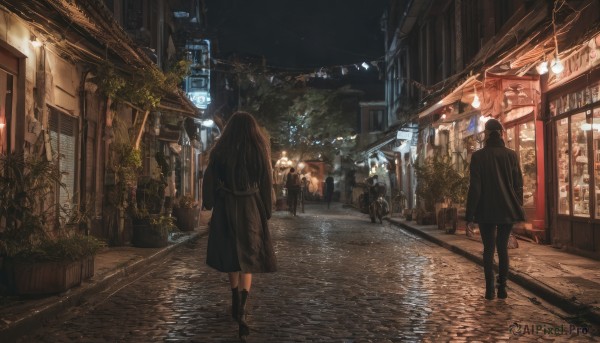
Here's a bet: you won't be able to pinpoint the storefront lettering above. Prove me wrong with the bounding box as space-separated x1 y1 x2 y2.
549 35 600 88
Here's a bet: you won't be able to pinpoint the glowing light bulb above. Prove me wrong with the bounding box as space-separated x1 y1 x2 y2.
30 38 42 47
472 94 481 109
536 61 548 75
551 56 564 74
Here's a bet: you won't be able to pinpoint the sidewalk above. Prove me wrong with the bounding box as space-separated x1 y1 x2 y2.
387 214 600 325
0 210 211 342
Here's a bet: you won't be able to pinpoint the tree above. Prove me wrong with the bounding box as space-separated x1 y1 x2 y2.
235 69 357 163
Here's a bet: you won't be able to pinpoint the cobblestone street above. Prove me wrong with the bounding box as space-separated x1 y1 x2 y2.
17 204 599 342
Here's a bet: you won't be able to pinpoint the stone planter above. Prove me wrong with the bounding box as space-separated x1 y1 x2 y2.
4 258 84 295
172 207 200 231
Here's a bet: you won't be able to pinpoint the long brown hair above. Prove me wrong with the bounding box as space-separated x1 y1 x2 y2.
208 111 272 188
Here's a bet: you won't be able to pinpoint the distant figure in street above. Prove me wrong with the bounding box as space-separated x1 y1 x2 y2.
325 175 334 209
345 170 356 204
286 167 301 216
300 176 308 213
367 175 382 203
202 111 277 341
466 118 524 300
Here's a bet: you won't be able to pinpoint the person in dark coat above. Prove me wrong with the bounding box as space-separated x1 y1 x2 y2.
286 168 300 216
202 111 276 341
325 176 334 208
466 118 525 300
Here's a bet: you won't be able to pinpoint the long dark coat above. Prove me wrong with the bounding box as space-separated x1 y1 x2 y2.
202 155 277 273
465 136 525 224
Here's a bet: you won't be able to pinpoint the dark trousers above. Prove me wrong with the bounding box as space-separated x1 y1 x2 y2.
288 189 299 215
479 223 513 285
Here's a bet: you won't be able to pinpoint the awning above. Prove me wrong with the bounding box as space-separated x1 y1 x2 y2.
357 131 399 158
158 91 200 118
157 125 181 143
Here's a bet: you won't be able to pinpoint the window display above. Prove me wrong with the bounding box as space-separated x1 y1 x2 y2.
556 118 570 215
519 122 536 208
594 108 600 218
505 127 515 150
570 112 589 217
504 122 536 208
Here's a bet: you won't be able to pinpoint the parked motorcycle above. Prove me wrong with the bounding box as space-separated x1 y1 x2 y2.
369 196 389 223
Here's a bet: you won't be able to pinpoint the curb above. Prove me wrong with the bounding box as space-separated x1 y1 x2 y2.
0 229 208 342
387 218 600 325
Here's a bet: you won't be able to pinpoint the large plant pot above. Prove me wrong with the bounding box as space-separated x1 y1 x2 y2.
172 208 200 231
437 207 458 234
416 210 436 225
4 258 84 295
132 218 168 248
81 255 95 280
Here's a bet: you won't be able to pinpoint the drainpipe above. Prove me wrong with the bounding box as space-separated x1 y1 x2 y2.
157 0 164 69
79 69 91 235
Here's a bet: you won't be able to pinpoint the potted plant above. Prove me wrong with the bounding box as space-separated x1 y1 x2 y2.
414 152 469 230
131 210 177 248
136 176 166 215
155 151 172 213
0 152 103 295
172 195 200 231
440 165 469 234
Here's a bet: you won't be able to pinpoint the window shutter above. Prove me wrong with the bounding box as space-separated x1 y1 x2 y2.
49 107 78 211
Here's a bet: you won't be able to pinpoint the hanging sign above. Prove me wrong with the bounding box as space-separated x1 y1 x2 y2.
396 130 412 140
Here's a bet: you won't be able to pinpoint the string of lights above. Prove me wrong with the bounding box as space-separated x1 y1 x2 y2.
209 56 385 83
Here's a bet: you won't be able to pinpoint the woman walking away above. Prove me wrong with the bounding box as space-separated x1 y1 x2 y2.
202 111 277 341
465 118 525 300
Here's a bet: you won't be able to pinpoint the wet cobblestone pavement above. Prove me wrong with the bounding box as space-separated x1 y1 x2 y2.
17 204 599 342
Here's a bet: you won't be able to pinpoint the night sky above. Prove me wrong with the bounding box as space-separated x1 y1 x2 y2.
204 0 387 69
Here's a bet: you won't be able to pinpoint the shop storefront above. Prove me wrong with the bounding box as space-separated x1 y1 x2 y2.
501 77 545 233
423 75 545 237
546 33 600 257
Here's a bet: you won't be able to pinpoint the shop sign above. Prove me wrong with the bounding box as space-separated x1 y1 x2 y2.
396 130 412 140
549 34 600 88
550 80 600 116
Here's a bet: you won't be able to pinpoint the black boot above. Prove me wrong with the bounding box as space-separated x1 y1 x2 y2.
231 287 240 321
497 278 507 299
485 278 495 300
239 290 250 341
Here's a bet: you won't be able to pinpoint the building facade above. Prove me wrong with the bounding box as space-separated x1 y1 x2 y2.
381 0 600 259
0 0 202 245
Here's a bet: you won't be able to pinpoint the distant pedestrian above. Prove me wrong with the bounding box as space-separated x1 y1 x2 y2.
325 175 334 209
286 167 301 216
301 176 308 213
465 118 525 300
345 170 356 204
202 111 277 341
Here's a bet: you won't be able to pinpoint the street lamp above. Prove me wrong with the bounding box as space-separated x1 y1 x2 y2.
200 119 221 138
274 151 295 193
